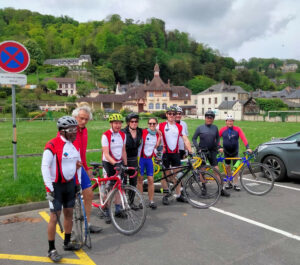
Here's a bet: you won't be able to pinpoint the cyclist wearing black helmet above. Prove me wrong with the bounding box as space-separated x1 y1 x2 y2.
121 113 142 210
192 110 230 197
42 116 82 262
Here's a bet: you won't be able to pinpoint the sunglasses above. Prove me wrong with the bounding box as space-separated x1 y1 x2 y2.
167 112 176 116
176 112 182 115
148 123 157 125
64 128 77 133
206 116 214 120
130 120 138 123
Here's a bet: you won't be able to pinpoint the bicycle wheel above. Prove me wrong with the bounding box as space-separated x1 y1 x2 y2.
73 194 91 248
201 165 224 187
184 171 221 209
240 162 275 196
109 185 146 235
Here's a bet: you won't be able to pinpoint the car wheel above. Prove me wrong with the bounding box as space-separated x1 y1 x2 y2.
263 155 287 181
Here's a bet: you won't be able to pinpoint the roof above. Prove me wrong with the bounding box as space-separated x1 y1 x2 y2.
170 86 191 100
286 89 300 99
282 99 300 108
218 100 238 110
44 77 76 83
199 82 248 95
253 88 296 99
78 94 126 103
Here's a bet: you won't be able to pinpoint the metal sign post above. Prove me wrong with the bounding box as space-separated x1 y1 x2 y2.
0 40 30 180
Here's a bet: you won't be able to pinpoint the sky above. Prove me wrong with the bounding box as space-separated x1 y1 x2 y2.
1 0 300 61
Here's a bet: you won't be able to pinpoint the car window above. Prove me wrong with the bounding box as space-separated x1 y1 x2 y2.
284 132 300 141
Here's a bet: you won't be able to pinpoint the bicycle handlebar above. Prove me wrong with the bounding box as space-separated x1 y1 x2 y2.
114 165 137 179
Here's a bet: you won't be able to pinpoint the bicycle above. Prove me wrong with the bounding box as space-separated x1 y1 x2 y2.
217 151 275 195
151 154 221 209
89 163 146 235
73 191 91 248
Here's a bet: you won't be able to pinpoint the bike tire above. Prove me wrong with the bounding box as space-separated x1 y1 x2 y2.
240 162 275 196
201 165 224 187
109 185 146 235
184 171 221 209
73 194 91 248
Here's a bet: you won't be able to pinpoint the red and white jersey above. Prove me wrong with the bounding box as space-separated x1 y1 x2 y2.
158 121 183 154
41 135 81 192
139 129 159 158
101 129 126 162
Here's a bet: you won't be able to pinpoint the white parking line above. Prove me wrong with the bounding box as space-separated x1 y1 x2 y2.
243 178 300 192
210 206 300 241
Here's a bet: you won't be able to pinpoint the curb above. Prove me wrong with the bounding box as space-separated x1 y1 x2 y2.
0 201 49 216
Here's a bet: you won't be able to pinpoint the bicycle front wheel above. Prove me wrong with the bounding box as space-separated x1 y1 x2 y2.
240 162 275 196
73 194 91 248
109 185 146 235
184 171 221 209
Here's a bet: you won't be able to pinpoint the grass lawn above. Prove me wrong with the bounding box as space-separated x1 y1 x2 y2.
0 119 299 207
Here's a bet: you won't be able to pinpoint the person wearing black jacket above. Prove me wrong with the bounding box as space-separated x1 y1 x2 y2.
121 113 143 209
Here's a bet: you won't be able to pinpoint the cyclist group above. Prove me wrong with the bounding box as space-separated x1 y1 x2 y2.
41 105 251 262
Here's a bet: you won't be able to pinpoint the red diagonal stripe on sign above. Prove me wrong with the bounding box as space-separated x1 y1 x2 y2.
3 48 21 67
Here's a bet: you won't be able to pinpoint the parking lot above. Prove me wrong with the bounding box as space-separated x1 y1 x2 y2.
1 179 300 265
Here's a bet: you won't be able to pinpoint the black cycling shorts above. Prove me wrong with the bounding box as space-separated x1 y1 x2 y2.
206 150 218 167
179 150 186 160
224 150 239 165
51 181 75 212
162 153 181 168
103 161 118 187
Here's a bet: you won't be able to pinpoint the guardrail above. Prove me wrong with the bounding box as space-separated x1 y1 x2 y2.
0 148 101 159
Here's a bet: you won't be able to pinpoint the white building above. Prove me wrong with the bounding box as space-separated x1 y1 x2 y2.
44 55 92 70
192 82 249 120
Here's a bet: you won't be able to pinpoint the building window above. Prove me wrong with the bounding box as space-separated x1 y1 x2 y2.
162 103 167 109
186 93 189 97
184 100 188 104
209 98 211 104
59 84 62 89
202 98 204 104
225 97 228 101
71 84 74 88
194 99 197 104
172 93 178 97
202 108 204 115
215 97 217 104
70 90 73 94
149 92 154 97
156 103 160 109
65 84 68 88
149 103 154 109
162 92 167 97
233 97 236 100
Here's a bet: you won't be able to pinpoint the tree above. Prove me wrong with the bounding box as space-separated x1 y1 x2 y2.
186 75 216 94
94 66 115 89
286 73 297 87
46 80 58 91
203 63 216 79
218 67 234 84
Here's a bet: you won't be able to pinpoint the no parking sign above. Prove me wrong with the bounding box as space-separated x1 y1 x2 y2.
0 41 30 73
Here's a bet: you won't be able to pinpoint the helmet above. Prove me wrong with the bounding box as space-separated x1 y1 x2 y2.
108 113 123 122
205 110 215 118
166 106 177 113
176 106 183 113
57 116 78 129
126 113 139 123
226 114 234 121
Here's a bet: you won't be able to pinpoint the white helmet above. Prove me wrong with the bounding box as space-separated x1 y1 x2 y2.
176 106 183 113
57 116 78 129
226 114 234 121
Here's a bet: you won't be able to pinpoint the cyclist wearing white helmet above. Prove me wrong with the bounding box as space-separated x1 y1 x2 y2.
175 106 189 159
42 116 82 262
219 114 252 191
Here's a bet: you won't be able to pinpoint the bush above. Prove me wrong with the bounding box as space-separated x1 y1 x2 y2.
0 91 7 98
152 110 166 119
256 98 287 112
120 108 132 117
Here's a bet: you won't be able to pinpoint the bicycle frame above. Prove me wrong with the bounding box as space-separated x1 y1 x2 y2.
91 167 137 213
217 153 255 182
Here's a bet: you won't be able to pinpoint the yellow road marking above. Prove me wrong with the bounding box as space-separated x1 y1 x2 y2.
0 211 96 265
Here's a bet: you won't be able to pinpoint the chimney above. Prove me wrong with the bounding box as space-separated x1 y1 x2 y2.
167 79 170 88
154 64 160 77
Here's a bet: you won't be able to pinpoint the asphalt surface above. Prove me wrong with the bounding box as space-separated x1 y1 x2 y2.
1 179 300 265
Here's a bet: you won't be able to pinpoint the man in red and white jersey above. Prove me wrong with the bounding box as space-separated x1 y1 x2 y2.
41 116 82 262
158 106 193 205
101 113 127 222
72 105 102 233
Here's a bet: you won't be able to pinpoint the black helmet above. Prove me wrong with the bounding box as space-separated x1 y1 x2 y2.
205 110 215 118
126 113 139 123
57 116 78 130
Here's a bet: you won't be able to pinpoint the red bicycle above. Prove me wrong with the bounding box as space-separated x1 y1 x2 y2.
90 163 146 235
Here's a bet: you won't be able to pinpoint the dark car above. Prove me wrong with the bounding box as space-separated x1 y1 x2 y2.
255 132 300 181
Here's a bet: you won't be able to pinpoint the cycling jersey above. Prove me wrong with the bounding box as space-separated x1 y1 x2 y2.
42 135 81 192
192 124 220 151
159 122 183 154
139 129 159 158
177 120 188 151
219 126 249 154
102 129 126 162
